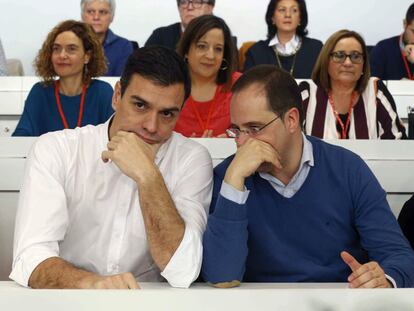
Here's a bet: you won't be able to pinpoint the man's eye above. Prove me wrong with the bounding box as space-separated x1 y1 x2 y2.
162 111 174 118
249 126 261 134
134 102 146 109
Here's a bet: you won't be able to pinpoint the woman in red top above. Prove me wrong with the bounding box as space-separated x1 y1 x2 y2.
176 15 240 137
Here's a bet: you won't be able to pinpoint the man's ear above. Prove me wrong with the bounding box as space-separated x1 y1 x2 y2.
112 81 122 111
285 107 301 134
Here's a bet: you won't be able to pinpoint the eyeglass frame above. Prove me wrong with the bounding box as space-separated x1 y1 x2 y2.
178 0 211 9
330 51 364 64
226 115 280 138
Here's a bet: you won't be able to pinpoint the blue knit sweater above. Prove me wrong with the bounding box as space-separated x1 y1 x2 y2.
202 136 414 287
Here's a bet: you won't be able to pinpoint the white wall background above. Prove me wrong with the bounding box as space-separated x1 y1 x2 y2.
0 0 412 75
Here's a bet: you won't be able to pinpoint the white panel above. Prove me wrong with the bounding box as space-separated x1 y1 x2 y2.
21 77 41 91
0 119 19 137
392 96 412 119
0 159 27 191
0 192 19 281
0 93 22 114
0 77 22 91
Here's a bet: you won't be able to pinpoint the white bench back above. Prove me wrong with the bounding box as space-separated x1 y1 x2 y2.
0 77 413 136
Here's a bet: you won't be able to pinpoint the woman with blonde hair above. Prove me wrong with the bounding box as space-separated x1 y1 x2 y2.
13 20 114 136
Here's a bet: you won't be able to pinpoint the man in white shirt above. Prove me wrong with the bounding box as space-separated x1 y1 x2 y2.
10 46 213 289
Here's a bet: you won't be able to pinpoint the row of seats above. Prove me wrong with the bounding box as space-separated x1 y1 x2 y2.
1 77 413 137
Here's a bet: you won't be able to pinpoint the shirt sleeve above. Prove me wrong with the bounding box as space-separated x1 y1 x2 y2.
160 143 213 288
9 134 69 286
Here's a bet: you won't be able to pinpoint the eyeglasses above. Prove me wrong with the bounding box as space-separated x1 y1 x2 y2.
330 51 364 64
226 115 280 138
179 0 210 9
85 9 111 17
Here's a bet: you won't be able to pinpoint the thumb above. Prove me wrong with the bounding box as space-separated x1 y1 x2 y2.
340 251 362 272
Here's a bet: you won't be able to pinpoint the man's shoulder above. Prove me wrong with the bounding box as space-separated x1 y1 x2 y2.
307 136 363 166
152 22 181 35
170 132 212 159
213 154 235 180
374 35 399 50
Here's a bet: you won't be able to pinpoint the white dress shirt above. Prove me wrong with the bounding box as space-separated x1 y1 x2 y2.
10 119 213 288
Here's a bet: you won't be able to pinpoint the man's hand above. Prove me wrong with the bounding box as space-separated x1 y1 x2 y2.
404 44 414 63
78 272 140 289
102 131 160 183
224 138 282 191
340 251 392 288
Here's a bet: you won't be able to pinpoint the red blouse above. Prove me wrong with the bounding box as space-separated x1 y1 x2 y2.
175 72 242 137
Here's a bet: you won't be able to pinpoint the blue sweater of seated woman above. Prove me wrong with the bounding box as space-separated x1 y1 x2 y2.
13 79 114 137
202 136 414 287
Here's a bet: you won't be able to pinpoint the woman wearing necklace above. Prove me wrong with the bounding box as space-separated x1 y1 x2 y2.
175 15 240 138
13 20 114 136
299 30 406 139
244 0 322 78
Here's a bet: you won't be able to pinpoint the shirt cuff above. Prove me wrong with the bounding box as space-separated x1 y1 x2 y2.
161 224 202 288
220 182 250 205
385 274 397 288
9 243 59 287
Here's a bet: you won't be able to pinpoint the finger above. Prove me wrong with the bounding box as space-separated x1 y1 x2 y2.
101 150 112 163
191 132 197 137
107 141 117 151
123 273 140 289
341 251 362 272
216 133 228 138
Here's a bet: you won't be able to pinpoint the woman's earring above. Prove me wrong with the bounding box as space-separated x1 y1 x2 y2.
220 58 228 71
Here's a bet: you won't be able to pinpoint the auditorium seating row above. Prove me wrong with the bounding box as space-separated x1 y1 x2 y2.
0 77 413 136
0 137 413 280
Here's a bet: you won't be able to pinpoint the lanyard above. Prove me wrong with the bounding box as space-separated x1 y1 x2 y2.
328 91 356 139
400 34 414 80
54 80 87 129
189 87 219 134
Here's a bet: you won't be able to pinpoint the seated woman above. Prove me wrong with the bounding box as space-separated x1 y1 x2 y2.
175 15 240 137
244 0 322 78
299 29 406 139
13 20 114 137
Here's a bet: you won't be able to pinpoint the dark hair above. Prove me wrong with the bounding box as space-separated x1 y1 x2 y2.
232 65 304 126
265 0 308 39
311 29 370 93
35 20 107 85
406 3 414 24
177 15 238 91
120 46 191 104
176 0 215 6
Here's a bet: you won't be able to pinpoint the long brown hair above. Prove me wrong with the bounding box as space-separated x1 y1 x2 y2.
177 15 238 91
35 20 107 85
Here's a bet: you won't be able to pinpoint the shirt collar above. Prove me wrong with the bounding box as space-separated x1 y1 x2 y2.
269 34 300 55
259 133 314 183
103 28 116 46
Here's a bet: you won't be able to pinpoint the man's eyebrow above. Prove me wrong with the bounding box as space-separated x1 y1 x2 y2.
130 95 180 112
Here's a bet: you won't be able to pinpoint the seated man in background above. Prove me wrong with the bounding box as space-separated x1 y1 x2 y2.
0 38 7 76
10 46 213 289
370 3 414 80
81 0 134 76
145 0 215 50
202 65 414 288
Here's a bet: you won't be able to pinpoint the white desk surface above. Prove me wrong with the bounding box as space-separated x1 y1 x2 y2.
1 282 414 311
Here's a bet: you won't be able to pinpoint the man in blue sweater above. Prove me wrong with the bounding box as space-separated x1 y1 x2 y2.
202 65 414 288
370 3 414 80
